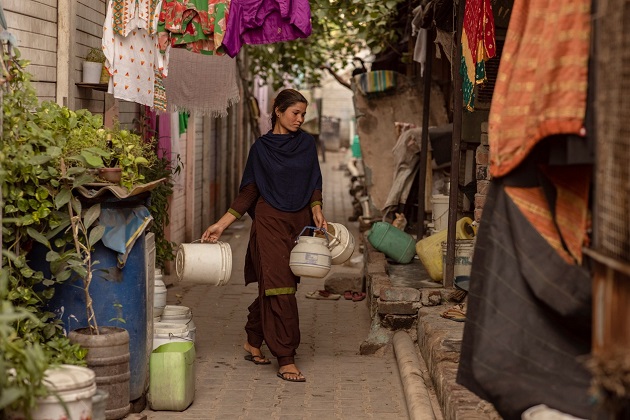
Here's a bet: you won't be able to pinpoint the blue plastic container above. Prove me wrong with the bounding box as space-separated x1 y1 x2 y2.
42 233 148 401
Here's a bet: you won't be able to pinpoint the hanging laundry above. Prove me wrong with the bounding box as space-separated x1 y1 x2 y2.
222 0 312 58
103 0 168 108
157 112 172 159
354 71 398 97
112 0 161 36
488 0 590 178
164 48 240 117
460 0 496 111
158 0 230 55
153 68 168 111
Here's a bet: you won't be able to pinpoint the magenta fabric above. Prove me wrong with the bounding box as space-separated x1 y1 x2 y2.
222 0 312 58
157 113 172 160
144 106 157 144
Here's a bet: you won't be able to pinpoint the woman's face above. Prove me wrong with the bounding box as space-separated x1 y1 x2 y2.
275 102 307 134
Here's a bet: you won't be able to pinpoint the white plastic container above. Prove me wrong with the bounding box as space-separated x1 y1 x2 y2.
441 239 476 281
325 222 355 265
154 277 167 317
153 322 191 351
82 61 103 84
176 242 232 285
8 365 96 420
91 389 109 420
160 305 196 343
431 194 449 232
289 236 332 278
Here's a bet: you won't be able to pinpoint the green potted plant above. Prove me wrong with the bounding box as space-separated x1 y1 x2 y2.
82 47 105 84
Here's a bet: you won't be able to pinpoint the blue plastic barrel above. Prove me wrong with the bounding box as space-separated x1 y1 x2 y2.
43 232 148 401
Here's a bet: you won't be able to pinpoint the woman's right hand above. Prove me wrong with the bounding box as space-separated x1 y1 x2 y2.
201 223 224 243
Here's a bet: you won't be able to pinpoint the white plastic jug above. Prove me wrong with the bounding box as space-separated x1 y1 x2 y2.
325 222 355 265
289 226 332 278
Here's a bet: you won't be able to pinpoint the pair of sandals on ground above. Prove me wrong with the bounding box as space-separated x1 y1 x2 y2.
243 343 305 383
305 289 366 301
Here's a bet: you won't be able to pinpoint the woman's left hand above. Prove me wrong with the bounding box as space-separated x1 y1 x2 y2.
312 205 327 231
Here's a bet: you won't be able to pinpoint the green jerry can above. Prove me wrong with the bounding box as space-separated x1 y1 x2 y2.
148 342 196 411
367 222 416 264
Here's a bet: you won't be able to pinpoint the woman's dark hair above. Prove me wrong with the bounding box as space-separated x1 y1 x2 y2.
270 89 308 128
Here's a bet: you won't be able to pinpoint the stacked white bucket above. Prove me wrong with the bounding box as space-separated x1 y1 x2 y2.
152 269 195 350
153 306 195 350
153 269 166 321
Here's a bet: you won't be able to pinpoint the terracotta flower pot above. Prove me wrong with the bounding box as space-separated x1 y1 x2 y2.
98 167 122 184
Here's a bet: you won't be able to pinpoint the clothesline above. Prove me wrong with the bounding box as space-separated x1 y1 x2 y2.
102 0 313 115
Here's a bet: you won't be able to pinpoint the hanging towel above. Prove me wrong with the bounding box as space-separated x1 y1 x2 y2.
354 71 398 96
163 48 240 117
460 0 496 111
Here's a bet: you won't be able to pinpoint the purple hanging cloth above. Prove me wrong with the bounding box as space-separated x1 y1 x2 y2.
222 0 312 58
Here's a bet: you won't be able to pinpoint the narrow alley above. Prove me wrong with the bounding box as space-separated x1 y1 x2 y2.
144 150 412 419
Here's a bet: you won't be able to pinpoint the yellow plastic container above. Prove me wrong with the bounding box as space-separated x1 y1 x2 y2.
148 342 195 411
415 217 476 281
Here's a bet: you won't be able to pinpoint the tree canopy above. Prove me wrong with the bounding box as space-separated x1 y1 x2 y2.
245 0 412 89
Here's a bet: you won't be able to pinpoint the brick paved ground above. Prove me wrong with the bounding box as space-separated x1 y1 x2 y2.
143 150 409 419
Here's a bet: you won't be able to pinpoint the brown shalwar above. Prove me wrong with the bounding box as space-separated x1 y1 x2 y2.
230 183 322 367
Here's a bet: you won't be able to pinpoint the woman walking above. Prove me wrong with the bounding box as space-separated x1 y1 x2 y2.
202 89 327 382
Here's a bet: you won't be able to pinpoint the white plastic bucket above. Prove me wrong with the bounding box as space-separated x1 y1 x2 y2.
82 61 103 84
162 305 191 318
92 389 109 420
154 278 167 316
153 322 191 351
7 365 97 420
441 239 475 281
161 305 196 343
176 242 232 285
431 194 449 232
325 222 355 265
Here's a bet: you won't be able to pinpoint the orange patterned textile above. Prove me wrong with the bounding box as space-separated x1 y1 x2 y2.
504 165 591 265
488 0 591 178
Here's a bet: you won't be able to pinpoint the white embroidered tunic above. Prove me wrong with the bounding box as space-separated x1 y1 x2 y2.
103 0 166 107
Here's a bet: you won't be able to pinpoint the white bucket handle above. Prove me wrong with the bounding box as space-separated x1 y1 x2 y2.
168 333 193 342
295 226 330 244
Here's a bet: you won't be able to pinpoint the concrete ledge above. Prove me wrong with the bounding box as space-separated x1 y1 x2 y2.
417 307 501 420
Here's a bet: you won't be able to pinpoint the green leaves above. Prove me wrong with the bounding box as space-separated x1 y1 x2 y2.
26 228 50 249
246 0 408 90
89 226 105 249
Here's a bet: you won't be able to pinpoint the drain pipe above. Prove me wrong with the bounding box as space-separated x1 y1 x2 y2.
393 331 437 420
